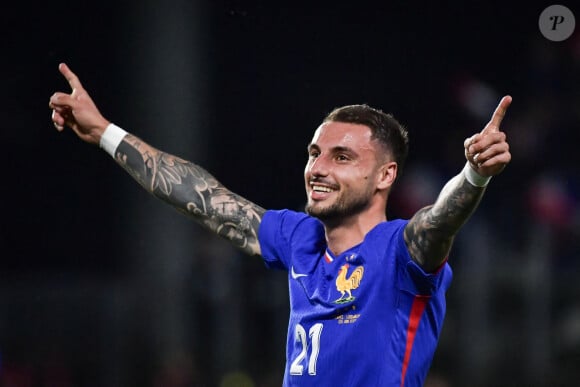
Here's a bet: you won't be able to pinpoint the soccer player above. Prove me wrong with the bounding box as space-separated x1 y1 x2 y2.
49 63 511 386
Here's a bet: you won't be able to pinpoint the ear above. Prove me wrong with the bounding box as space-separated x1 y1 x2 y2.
376 161 398 190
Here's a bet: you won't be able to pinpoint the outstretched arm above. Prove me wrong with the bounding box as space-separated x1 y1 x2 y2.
49 63 265 256
403 96 512 272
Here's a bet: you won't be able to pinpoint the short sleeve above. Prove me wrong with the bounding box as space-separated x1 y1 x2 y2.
393 222 453 296
258 209 326 271
258 210 290 270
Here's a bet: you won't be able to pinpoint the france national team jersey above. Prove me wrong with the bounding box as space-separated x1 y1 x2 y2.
258 209 453 387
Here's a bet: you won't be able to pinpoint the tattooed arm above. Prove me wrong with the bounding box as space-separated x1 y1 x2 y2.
404 96 512 272
114 135 265 255
404 173 485 272
49 63 265 256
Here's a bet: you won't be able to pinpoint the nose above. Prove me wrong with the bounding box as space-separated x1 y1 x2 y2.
306 154 329 177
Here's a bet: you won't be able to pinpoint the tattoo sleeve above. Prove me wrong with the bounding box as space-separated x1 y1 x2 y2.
403 172 486 272
113 134 266 257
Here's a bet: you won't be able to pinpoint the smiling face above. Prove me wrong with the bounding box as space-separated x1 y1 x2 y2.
304 121 394 223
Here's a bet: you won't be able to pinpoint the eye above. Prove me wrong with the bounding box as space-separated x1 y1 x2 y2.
335 154 350 162
309 150 320 159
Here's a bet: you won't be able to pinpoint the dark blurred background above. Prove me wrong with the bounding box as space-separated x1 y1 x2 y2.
1 1 579 386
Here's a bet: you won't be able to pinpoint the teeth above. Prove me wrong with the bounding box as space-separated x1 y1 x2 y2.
312 185 333 193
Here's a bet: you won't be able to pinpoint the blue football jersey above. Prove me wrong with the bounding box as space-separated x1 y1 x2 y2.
259 209 453 387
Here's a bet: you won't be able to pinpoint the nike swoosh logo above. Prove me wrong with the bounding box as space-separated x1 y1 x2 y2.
291 266 308 279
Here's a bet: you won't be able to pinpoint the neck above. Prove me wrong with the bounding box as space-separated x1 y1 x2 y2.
323 205 387 256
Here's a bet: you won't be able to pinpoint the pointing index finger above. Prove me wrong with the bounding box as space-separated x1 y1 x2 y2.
489 95 512 129
58 62 84 91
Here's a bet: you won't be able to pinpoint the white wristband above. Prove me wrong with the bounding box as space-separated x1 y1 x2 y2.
463 162 491 187
100 123 128 158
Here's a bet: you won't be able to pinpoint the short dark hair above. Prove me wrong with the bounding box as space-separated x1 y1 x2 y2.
323 104 409 176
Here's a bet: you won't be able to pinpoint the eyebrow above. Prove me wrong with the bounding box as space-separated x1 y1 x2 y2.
307 144 358 155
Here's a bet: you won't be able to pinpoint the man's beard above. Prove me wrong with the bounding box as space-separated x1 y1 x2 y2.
305 191 371 223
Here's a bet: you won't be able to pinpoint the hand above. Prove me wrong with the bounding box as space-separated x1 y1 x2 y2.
464 95 512 177
48 63 110 145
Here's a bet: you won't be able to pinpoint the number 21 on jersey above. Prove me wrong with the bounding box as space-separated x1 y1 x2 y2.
289 323 323 376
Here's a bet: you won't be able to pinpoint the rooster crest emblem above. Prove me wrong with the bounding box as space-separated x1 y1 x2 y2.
334 264 364 304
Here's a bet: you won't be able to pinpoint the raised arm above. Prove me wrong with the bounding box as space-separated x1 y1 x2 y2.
49 63 265 256
403 96 512 272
